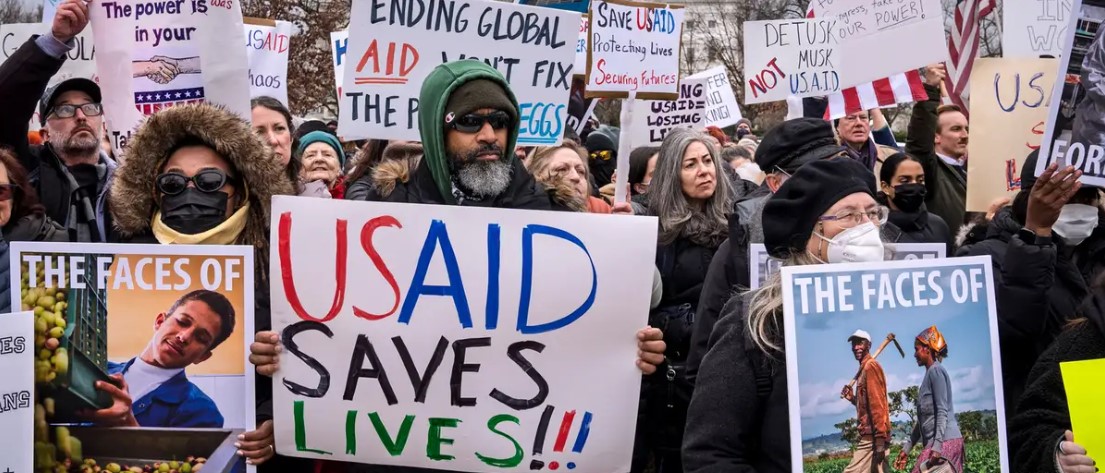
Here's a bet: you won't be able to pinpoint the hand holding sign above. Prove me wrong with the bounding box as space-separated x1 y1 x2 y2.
52 0 90 43
250 330 281 376
1057 430 1096 473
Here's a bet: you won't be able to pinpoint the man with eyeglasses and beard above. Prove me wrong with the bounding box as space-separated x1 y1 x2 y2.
0 0 116 242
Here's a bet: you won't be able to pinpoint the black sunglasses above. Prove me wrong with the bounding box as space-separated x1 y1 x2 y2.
156 169 230 195
450 111 511 133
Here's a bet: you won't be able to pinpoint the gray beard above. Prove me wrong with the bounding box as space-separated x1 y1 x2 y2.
49 131 101 157
455 159 512 199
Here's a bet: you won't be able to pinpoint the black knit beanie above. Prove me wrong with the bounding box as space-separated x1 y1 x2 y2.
763 157 877 258
445 79 518 126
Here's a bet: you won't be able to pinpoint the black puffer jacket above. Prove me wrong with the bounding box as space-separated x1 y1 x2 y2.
956 206 1105 417
885 205 953 255
682 295 789 473
1009 293 1105 473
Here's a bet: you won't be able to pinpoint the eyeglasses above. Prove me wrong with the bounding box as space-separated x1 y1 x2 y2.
156 169 231 195
49 103 103 119
818 206 890 227
450 111 511 133
0 184 17 202
591 150 614 161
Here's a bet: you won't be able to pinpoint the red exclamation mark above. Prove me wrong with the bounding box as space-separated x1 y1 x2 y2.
552 410 576 453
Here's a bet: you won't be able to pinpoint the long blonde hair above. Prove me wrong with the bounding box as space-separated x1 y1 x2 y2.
746 251 822 356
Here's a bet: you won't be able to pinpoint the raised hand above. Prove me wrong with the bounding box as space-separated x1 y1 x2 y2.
923 63 947 87
1026 163 1082 237
51 0 90 44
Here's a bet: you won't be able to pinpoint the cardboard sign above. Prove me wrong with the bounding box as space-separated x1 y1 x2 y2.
742 18 842 104
11 242 256 472
90 0 251 152
782 257 1008 473
339 0 578 146
1061 358 1105 465
621 77 705 146
687 66 742 128
0 23 98 128
567 76 599 136
331 30 349 99
967 58 1057 211
1036 0 1105 185
1003 0 1074 58
576 14 589 76
749 243 946 289
0 311 33 473
244 19 294 105
812 0 946 88
585 0 685 99
269 197 657 471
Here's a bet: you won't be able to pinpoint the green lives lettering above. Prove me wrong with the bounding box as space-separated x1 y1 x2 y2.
427 417 461 461
475 414 524 468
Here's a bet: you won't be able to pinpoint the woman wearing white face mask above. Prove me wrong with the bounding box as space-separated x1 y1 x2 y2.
683 157 884 473
957 150 1103 423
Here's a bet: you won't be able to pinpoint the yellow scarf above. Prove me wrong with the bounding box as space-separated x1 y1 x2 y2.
151 202 250 245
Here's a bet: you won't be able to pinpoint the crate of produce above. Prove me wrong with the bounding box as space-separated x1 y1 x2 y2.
24 253 113 419
69 426 244 473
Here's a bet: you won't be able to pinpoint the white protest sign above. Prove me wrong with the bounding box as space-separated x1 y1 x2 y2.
687 66 741 128
0 23 98 128
576 14 589 76
244 20 293 105
812 0 946 88
91 0 251 152
622 77 705 146
749 242 946 289
340 0 578 146
331 30 348 99
782 257 1008 473
270 197 657 472
1003 0 1073 58
586 0 684 99
0 312 33 473
743 19 841 104
43 0 60 24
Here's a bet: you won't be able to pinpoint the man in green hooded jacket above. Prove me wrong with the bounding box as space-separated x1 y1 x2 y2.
361 60 555 209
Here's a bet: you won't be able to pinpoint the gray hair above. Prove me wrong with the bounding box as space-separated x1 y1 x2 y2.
647 128 732 247
746 251 822 356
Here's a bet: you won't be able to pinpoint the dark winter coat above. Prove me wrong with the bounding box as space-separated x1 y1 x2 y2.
956 207 1105 418
885 205 953 255
907 84 967 233
682 295 790 473
0 37 116 242
107 103 297 470
0 213 67 312
1009 293 1105 473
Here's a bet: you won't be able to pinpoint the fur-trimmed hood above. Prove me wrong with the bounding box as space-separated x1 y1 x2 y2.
109 103 294 250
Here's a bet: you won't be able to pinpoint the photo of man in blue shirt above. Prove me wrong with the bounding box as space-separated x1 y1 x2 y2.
78 289 235 428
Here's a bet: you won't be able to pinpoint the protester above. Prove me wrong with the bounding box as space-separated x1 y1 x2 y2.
0 149 67 313
524 142 630 214
634 128 731 473
297 131 346 199
737 137 759 155
109 103 294 466
841 330 892 473
586 125 620 189
683 157 885 473
705 126 729 148
686 118 854 385
1009 282 1105 473
721 146 761 201
908 64 968 231
599 145 657 211
0 0 115 242
249 60 667 473
735 118 755 141
834 107 901 172
879 152 952 252
957 159 1102 417
344 140 424 201
896 326 964 473
250 97 330 198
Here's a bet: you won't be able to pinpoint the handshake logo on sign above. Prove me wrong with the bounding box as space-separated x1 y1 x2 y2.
132 56 201 84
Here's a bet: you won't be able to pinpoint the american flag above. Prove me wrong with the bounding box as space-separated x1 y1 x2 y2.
805 6 929 119
943 0 998 117
134 87 206 116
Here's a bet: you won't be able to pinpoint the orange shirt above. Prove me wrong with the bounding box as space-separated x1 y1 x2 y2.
856 357 891 439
